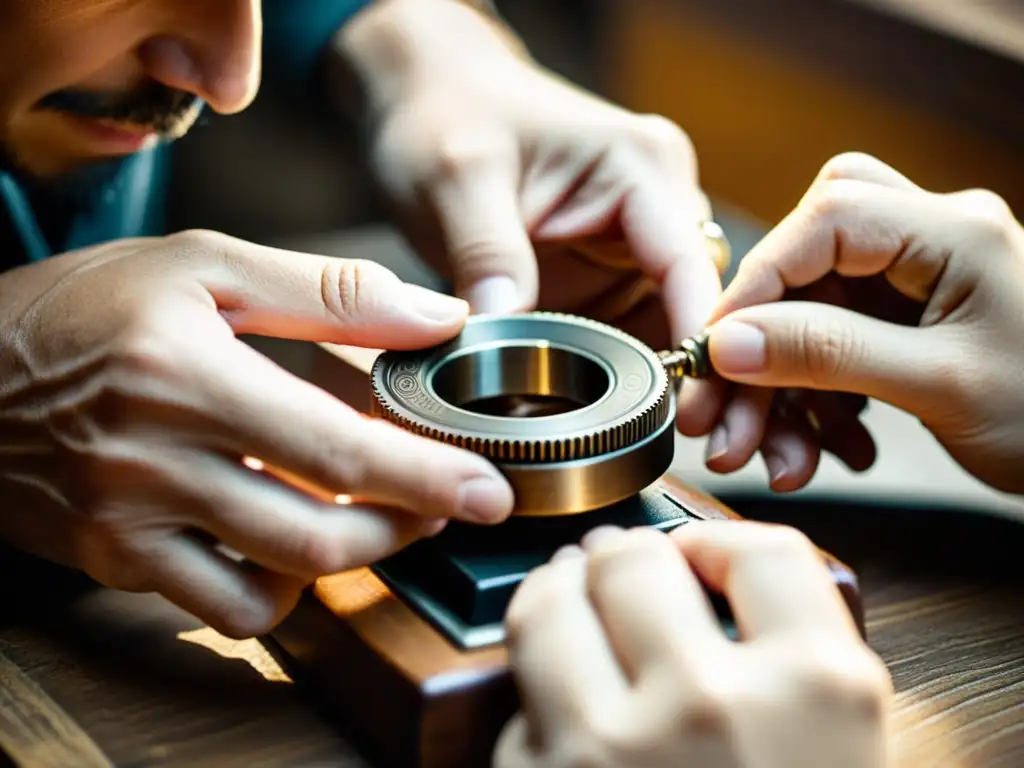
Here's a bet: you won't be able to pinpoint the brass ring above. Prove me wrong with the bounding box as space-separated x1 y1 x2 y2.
570 220 732 277
702 220 732 277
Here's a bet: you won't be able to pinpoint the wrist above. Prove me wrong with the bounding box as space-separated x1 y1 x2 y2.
325 0 530 130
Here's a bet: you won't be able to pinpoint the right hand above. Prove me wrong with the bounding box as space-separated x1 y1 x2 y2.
0 231 514 637
496 522 890 768
701 153 1024 495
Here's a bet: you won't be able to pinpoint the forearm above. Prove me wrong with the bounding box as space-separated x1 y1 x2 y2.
324 0 530 130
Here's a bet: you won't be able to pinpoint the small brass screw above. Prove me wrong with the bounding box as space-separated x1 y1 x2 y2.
658 331 712 383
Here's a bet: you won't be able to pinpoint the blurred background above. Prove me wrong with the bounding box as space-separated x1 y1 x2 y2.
163 0 1024 517
164 0 1024 253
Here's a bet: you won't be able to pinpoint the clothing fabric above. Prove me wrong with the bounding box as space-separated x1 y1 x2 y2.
0 0 372 273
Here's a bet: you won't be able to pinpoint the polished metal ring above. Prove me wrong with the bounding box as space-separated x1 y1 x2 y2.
370 312 675 516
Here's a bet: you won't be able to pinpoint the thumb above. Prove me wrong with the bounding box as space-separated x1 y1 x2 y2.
175 230 469 349
706 301 954 417
427 160 539 314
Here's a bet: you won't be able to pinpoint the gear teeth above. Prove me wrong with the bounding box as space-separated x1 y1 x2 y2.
370 312 671 463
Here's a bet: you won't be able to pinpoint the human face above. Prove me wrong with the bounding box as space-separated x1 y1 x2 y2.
0 1 262 178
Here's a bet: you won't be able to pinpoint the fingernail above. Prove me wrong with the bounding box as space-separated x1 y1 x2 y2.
552 545 584 562
465 276 521 315
709 321 767 374
404 284 469 323
581 525 624 551
764 454 788 487
705 424 729 463
458 476 515 523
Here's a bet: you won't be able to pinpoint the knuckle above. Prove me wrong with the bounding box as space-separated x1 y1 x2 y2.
956 189 1016 244
214 598 278 640
447 238 512 281
674 690 733 737
631 114 696 165
165 228 235 258
631 672 734 743
803 178 862 225
587 528 674 578
431 129 512 181
790 646 893 716
76 526 150 591
295 531 351 577
816 152 884 183
791 313 868 387
740 523 817 561
110 321 183 380
322 258 397 320
505 564 567 644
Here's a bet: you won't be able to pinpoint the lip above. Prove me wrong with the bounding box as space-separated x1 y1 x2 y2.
63 115 157 155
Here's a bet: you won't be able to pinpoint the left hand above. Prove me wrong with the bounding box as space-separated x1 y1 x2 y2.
337 0 726 428
496 523 891 768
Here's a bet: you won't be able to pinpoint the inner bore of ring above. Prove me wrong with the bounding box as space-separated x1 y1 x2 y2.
430 344 611 418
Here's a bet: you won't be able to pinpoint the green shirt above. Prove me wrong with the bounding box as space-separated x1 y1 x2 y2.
0 0 371 270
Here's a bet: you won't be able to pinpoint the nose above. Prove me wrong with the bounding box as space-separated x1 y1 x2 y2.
141 0 262 114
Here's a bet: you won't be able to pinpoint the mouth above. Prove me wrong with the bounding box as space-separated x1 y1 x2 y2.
61 115 161 155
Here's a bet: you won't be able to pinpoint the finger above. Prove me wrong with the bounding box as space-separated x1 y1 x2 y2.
706 301 952 420
675 376 729 438
704 385 774 473
672 521 862 641
799 391 876 473
758 400 821 492
582 527 727 681
709 181 956 323
492 715 535 768
624 181 723 342
426 154 538 314
505 553 628 735
164 453 446 581
166 230 469 348
620 180 726 434
179 334 514 525
136 533 306 638
807 152 922 194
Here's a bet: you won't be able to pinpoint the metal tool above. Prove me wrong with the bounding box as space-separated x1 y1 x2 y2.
370 312 712 517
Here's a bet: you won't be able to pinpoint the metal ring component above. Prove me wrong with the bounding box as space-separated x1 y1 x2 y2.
370 312 675 516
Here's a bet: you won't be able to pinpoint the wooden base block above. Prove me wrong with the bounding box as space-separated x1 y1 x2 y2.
270 567 515 768
269 476 864 768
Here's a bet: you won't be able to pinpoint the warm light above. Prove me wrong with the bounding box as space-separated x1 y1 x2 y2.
243 456 349 505
177 628 291 684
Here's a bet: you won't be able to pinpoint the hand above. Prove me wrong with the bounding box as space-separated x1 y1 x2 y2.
335 0 724 425
496 523 891 768
0 231 514 637
697 153 1024 495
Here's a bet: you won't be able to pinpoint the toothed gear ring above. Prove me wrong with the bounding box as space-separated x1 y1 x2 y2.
370 312 676 516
